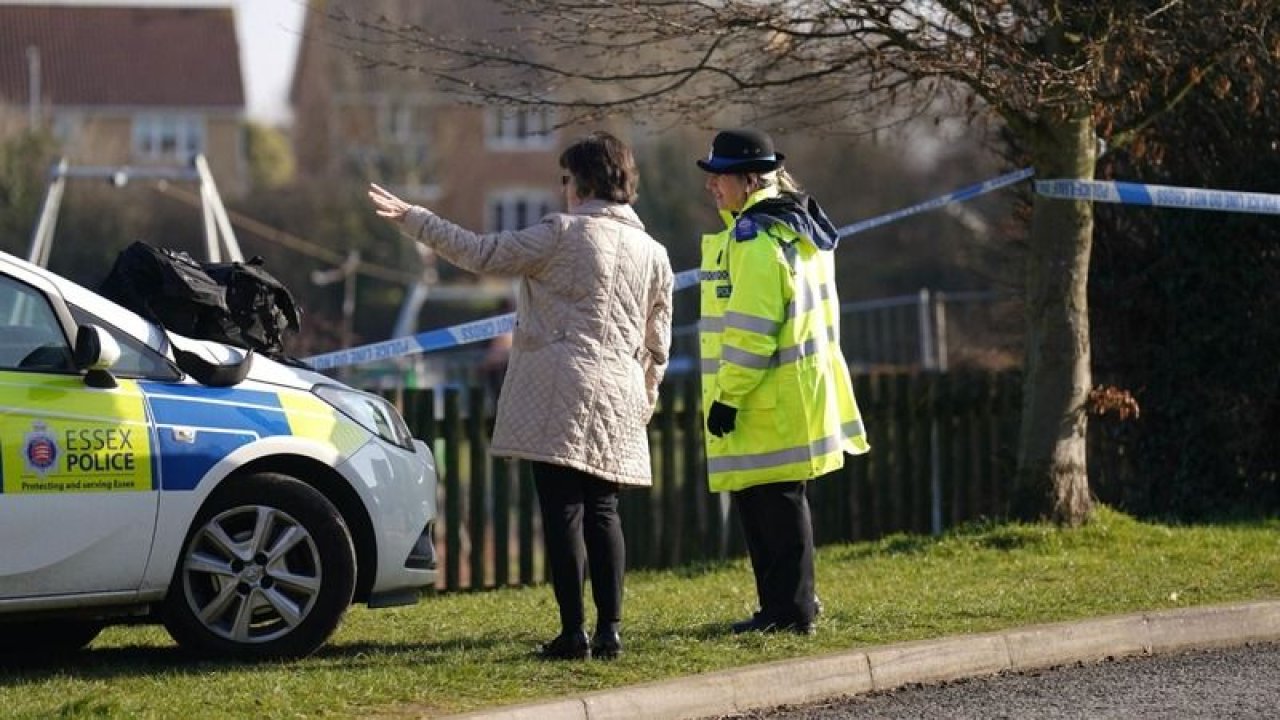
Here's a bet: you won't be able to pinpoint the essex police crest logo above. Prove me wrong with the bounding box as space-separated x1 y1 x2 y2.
24 421 59 475
733 216 758 241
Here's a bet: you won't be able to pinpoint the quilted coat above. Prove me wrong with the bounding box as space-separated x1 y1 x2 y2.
402 200 673 485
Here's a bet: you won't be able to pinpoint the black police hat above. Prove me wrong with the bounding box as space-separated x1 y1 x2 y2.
696 128 785 174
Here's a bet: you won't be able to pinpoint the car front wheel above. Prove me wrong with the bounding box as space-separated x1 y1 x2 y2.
162 473 356 659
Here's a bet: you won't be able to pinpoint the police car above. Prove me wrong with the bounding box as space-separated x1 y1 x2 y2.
0 250 438 659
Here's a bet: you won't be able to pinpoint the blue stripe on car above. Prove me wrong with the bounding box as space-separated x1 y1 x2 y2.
139 383 292 491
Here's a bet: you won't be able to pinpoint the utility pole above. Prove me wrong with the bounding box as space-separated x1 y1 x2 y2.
311 250 362 353
26 46 40 128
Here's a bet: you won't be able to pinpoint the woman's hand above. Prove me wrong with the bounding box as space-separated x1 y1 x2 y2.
368 183 413 223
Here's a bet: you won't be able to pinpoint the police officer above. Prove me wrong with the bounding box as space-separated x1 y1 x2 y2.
696 128 870 634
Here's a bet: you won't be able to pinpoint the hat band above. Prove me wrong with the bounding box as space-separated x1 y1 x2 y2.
702 153 777 171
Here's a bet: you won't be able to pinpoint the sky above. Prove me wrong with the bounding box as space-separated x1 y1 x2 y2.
10 0 308 124
233 0 307 124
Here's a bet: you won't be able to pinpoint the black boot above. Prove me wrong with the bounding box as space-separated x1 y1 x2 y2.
731 612 814 636
591 629 623 660
538 629 590 660
731 610 764 634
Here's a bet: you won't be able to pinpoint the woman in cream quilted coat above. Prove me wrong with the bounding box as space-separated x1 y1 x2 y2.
369 131 673 661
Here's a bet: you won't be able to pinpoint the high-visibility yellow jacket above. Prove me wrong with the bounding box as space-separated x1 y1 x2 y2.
699 187 870 493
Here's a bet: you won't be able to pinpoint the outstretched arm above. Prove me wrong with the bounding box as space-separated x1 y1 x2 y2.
368 183 560 277
369 183 412 221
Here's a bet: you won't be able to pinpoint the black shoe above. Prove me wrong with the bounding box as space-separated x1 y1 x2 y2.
538 630 590 660
731 615 762 634
590 630 623 660
731 614 814 636
788 620 816 636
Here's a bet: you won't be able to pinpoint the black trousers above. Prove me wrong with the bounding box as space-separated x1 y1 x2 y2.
732 481 816 625
532 461 625 635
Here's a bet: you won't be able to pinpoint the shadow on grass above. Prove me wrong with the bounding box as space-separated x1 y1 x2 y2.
825 533 937 561
651 619 736 642
0 633 530 686
824 520 1067 562
659 558 741 580
318 633 551 664
0 644 237 685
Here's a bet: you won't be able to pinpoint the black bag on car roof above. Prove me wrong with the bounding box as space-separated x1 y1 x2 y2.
101 241 302 368
202 257 302 359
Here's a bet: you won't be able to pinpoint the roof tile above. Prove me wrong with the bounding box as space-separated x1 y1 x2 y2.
0 5 244 109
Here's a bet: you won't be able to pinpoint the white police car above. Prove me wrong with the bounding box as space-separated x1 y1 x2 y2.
0 250 438 659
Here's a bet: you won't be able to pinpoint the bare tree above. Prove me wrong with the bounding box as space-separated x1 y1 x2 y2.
333 1 1275 525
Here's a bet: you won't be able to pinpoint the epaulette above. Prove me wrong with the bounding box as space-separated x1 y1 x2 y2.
732 216 759 242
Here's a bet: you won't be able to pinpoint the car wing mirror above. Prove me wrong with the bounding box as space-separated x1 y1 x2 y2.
74 324 121 388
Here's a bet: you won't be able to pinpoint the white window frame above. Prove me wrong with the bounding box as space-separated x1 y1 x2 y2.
484 107 557 150
380 98 426 145
132 113 206 162
485 189 556 232
50 112 83 145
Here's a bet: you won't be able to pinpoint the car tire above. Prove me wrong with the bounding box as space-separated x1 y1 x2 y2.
162 473 356 660
0 620 103 656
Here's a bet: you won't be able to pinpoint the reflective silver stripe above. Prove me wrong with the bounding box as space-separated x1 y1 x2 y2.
699 270 730 281
776 338 814 364
724 311 781 337
775 331 831 364
819 283 836 319
785 281 831 319
843 419 865 438
708 324 840 375
781 243 800 274
708 432 844 474
786 283 817 319
712 327 839 372
722 345 774 370
700 317 725 333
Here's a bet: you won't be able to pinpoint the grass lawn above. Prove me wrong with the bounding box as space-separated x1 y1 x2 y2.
4 507 1278 719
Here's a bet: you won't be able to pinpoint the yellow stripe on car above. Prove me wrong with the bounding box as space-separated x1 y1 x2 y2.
0 373 153 494
277 392 368 456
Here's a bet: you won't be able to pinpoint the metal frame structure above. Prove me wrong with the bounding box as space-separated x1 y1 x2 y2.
27 154 244 267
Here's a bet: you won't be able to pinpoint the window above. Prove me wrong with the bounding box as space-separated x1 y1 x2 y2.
50 113 82 145
344 98 437 198
486 191 555 232
69 306 180 380
132 114 205 162
0 276 72 372
381 100 423 144
485 107 556 150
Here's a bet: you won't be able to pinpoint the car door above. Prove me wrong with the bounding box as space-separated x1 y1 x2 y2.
0 273 160 600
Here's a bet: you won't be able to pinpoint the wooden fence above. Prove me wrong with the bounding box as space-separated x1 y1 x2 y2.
387 370 1022 592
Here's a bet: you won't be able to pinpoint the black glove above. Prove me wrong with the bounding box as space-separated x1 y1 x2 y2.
706 401 738 438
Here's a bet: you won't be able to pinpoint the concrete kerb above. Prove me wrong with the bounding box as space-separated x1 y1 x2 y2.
441 599 1280 720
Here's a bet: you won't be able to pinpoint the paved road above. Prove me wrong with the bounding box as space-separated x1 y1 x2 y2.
721 642 1280 720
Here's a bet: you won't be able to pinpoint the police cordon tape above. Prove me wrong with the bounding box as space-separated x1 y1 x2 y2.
1034 179 1280 215
836 167 1036 238
305 172 1279 370
308 312 517 370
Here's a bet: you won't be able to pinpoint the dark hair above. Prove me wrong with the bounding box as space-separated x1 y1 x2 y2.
559 131 638 204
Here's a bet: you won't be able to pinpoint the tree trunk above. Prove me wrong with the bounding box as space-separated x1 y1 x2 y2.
1013 110 1096 526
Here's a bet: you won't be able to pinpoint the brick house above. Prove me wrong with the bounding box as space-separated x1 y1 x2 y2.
289 0 561 234
0 4 246 192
